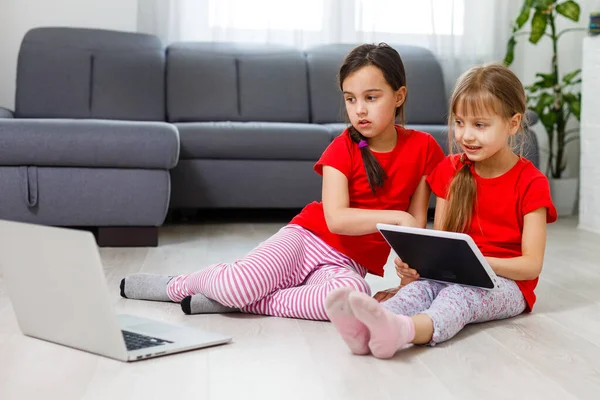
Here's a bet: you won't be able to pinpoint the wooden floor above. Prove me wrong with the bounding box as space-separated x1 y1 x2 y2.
1 215 599 400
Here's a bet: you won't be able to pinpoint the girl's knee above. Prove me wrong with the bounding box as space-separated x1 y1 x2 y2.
332 276 371 295
354 279 371 295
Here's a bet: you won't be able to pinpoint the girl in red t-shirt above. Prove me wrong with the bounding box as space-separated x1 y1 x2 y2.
119 43 444 321
326 64 557 358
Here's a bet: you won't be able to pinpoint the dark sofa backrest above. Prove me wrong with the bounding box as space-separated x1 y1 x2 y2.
15 27 165 121
166 42 310 123
305 43 448 125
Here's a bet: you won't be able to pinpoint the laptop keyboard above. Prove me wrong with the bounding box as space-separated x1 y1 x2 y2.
121 330 173 351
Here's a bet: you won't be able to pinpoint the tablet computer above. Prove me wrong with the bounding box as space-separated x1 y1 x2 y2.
376 223 500 290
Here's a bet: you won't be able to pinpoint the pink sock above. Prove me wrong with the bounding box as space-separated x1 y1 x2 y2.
348 291 415 359
325 287 370 355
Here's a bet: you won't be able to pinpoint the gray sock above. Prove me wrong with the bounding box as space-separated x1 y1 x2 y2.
120 273 173 302
181 294 239 314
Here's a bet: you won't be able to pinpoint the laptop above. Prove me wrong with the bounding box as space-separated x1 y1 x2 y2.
376 223 501 290
0 219 232 362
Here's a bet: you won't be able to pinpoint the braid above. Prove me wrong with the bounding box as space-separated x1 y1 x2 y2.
348 126 387 194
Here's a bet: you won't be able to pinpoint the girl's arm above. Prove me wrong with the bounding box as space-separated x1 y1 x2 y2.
322 166 418 236
432 196 447 230
406 176 432 229
435 198 548 280
396 195 446 286
485 208 548 281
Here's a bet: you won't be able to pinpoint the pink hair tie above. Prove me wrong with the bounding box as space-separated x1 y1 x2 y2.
358 140 368 149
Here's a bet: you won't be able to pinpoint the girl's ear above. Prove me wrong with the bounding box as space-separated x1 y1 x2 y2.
395 86 407 108
508 113 522 135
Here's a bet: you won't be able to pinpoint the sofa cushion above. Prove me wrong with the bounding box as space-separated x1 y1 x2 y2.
323 122 449 153
518 129 540 168
0 119 179 169
170 160 322 209
0 107 13 118
305 44 448 125
305 50 347 125
322 123 350 140
167 43 310 123
16 27 165 121
176 122 331 160
0 167 170 226
404 124 450 155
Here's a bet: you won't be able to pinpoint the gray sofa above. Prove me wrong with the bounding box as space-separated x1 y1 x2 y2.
0 27 540 245
0 28 179 246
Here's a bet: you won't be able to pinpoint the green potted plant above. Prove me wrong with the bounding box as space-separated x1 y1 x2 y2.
504 0 585 215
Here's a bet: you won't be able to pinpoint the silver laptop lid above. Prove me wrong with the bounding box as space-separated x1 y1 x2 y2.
0 220 128 361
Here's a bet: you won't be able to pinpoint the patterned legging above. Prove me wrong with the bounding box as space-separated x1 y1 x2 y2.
382 278 526 345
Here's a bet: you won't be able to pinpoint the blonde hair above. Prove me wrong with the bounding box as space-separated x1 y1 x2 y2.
442 64 527 233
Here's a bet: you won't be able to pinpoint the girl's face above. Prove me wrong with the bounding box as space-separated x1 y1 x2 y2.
342 65 406 140
453 104 521 164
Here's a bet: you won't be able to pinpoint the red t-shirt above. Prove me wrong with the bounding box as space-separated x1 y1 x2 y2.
290 125 445 276
426 155 558 311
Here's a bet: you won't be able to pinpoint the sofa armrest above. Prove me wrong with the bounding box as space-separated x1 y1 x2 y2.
0 107 14 118
0 119 179 169
525 109 539 126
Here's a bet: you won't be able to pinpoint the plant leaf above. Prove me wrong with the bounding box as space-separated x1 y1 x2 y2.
564 92 581 120
526 84 540 94
540 110 557 137
533 92 555 116
533 72 556 89
541 92 555 107
504 36 517 66
562 68 581 84
529 10 548 44
533 0 554 10
556 1 580 22
516 2 533 29
562 92 576 108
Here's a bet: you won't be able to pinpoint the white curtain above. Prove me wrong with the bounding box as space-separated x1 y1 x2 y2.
137 0 522 93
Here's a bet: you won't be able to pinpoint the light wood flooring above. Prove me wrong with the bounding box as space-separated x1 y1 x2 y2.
1 214 599 400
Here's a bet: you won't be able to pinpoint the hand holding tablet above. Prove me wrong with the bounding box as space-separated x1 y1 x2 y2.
376 223 500 290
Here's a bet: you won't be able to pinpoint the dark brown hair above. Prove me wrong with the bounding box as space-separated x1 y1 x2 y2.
443 64 527 232
338 43 407 194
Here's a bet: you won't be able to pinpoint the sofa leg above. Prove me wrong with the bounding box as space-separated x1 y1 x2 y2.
96 227 158 247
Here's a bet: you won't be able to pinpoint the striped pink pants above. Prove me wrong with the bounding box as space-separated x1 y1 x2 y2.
166 224 370 320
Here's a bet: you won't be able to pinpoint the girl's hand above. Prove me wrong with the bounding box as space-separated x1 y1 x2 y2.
395 257 419 284
373 286 401 302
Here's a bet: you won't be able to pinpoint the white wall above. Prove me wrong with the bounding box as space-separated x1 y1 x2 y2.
0 0 139 110
579 35 600 232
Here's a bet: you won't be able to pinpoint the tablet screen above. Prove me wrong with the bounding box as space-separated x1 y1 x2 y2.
379 230 495 289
